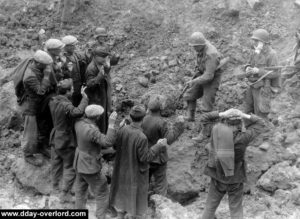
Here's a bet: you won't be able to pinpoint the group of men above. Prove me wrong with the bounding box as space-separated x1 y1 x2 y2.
15 24 290 219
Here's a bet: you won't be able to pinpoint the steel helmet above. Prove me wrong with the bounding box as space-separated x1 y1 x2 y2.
45 39 65 50
189 32 206 46
95 27 108 38
33 50 53 65
251 29 270 43
61 35 78 45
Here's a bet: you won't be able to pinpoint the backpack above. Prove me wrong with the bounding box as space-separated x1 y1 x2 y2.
208 123 235 177
12 58 33 105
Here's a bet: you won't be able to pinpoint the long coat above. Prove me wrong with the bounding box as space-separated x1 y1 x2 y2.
110 124 161 217
85 59 112 133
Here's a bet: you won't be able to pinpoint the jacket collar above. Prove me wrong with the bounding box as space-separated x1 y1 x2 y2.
130 123 142 130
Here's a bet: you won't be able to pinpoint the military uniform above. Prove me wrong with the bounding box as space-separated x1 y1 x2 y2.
183 42 222 112
73 118 116 219
141 114 184 196
201 112 267 219
49 95 88 193
243 47 279 118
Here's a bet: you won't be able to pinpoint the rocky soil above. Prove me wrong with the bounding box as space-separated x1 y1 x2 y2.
1 0 300 218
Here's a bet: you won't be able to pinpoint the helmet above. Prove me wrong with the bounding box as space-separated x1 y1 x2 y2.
189 32 206 46
45 39 65 50
251 29 270 43
33 50 53 65
61 35 78 45
94 27 108 38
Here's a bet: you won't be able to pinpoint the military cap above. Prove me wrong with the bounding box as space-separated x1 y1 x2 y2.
45 39 65 50
85 104 104 118
130 105 146 119
33 50 53 65
94 27 108 38
62 35 78 46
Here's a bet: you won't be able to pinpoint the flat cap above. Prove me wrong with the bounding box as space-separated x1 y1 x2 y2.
33 50 53 65
45 39 65 50
85 104 104 118
62 35 78 46
130 105 146 118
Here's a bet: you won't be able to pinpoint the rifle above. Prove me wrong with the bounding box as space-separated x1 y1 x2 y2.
236 65 300 79
177 57 230 101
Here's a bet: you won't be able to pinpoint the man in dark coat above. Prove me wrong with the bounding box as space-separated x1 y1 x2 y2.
200 108 267 219
141 95 185 196
110 105 168 219
85 46 113 133
243 29 280 119
48 79 88 202
183 32 222 122
61 35 90 106
20 50 53 166
73 105 118 219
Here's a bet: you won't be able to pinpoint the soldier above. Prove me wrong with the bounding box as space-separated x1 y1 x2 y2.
183 32 222 122
110 105 168 219
20 50 53 166
61 35 90 106
85 46 113 133
73 105 118 219
141 95 185 196
48 79 89 202
243 29 280 118
200 108 267 219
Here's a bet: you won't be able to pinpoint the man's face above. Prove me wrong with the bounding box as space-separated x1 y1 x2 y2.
193 45 205 53
66 86 74 99
49 48 62 57
94 55 107 65
65 45 76 54
96 36 107 43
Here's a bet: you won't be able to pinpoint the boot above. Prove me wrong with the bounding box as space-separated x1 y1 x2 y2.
184 101 196 122
39 143 51 159
24 154 43 167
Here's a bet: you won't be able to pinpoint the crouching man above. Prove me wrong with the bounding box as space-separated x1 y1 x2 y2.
200 109 267 219
73 105 118 219
48 79 89 202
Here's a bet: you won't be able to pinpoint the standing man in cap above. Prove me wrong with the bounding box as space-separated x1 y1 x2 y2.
44 38 65 82
73 105 118 219
243 29 280 119
183 32 222 123
20 50 53 166
199 108 267 219
61 35 90 106
48 79 89 202
85 46 112 133
141 95 185 196
110 105 168 219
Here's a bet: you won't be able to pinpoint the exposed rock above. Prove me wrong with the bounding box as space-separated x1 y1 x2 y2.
138 76 149 88
291 187 300 205
257 161 300 192
259 142 270 151
12 158 52 195
151 195 199 219
168 59 178 68
247 0 264 10
167 136 203 203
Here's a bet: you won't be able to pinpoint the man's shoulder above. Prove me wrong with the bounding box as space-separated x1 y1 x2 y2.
121 125 147 140
23 65 38 80
206 42 221 58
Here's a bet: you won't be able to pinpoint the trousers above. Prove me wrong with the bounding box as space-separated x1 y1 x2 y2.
149 163 168 196
202 178 243 219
